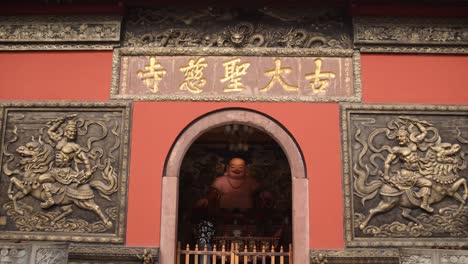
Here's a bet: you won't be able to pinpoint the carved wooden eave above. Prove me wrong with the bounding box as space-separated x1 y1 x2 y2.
0 15 122 50
353 16 468 54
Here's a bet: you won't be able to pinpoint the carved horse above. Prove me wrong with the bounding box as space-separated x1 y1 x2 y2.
7 139 118 227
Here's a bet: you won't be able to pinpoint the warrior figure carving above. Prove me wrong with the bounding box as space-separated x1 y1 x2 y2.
354 116 468 230
7 115 118 228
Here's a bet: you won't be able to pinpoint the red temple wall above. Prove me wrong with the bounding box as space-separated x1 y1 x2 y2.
0 52 467 249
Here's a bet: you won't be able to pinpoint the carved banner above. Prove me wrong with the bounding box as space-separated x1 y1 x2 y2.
342 104 468 247
0 102 131 243
111 49 359 102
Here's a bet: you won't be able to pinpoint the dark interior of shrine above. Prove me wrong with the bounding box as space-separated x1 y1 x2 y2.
177 124 292 253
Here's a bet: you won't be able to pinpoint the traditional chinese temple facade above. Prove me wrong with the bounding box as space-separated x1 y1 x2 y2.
0 1 468 263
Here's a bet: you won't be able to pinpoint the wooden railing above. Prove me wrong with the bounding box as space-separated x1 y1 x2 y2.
177 241 292 264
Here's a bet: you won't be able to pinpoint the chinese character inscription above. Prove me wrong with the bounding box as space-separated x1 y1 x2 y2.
115 55 355 101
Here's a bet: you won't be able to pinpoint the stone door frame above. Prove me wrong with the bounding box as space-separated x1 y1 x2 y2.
160 108 309 264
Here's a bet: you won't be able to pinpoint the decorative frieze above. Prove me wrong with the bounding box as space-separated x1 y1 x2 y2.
0 15 121 50
0 242 68 264
400 248 468 264
310 249 400 264
0 101 131 244
341 104 468 248
123 8 352 50
354 17 468 54
69 246 158 264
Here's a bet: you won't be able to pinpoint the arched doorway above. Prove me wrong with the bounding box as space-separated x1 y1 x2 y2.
161 108 309 264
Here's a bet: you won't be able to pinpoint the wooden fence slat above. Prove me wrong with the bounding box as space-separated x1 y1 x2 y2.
178 241 291 264
234 243 239 264
253 245 257 264
185 244 190 264
203 244 208 264
243 244 248 263
280 245 284 264
212 244 217 264
289 244 293 264
230 243 235 264
262 245 266 264
271 245 275 264
221 244 226 264
177 242 181 264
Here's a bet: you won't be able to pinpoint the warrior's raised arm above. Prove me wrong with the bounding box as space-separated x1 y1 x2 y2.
47 117 65 142
46 114 77 143
411 121 429 143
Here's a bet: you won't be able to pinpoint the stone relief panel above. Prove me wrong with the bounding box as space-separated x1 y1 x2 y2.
0 242 68 264
400 248 468 264
341 104 468 247
123 8 351 49
0 102 131 243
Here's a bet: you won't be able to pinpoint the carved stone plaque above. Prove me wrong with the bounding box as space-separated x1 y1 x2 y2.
111 49 360 102
342 104 468 247
0 101 131 243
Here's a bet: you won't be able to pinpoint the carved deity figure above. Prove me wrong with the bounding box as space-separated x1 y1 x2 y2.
38 115 93 208
382 118 434 212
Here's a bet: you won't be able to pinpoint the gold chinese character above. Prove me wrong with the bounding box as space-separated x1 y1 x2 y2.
221 58 250 92
179 57 208 94
137 56 167 93
305 58 336 94
260 58 298 92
